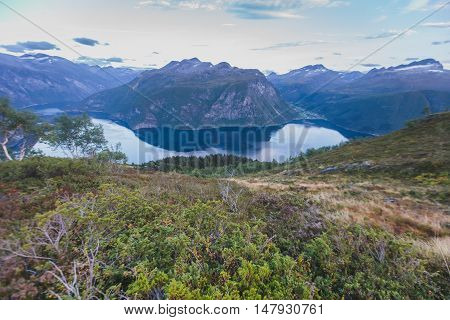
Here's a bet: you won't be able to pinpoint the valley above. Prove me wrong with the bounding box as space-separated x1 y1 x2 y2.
1 112 449 299
0 52 449 301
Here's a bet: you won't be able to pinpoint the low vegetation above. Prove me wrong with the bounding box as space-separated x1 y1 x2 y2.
0 112 449 300
140 155 278 177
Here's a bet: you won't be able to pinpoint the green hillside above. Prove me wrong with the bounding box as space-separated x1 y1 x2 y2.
303 111 450 176
0 113 449 300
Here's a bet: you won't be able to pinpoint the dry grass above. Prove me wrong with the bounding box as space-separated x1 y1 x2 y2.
414 236 450 276
232 174 450 239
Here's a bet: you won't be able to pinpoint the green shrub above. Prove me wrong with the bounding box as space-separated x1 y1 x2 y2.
0 157 103 192
140 155 279 177
303 225 449 299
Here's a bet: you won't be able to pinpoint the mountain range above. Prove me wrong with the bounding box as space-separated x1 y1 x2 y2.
0 52 449 134
269 59 450 134
0 53 142 107
80 58 297 129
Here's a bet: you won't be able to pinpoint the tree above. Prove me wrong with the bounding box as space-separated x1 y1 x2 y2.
96 143 128 172
0 99 47 161
45 114 107 158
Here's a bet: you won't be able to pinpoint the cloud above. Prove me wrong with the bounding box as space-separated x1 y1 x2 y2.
373 15 387 23
137 0 350 19
0 41 59 53
365 31 398 39
333 52 342 55
361 63 381 67
226 3 304 19
73 37 101 46
301 0 349 8
365 30 415 40
18 41 59 51
432 40 450 45
325 1 350 8
0 44 27 53
422 21 450 28
138 0 217 10
77 56 125 66
315 56 324 60
251 40 326 50
405 0 430 11
405 57 419 61
106 57 124 63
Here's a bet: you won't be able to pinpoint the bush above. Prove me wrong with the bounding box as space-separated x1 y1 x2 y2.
0 157 103 192
1 184 313 299
303 225 449 299
141 155 279 177
1 159 448 300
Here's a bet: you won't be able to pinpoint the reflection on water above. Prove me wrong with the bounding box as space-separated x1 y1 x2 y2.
36 118 350 164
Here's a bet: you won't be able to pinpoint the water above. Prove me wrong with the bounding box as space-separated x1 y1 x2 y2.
35 118 353 164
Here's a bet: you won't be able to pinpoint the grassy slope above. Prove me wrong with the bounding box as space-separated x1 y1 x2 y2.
0 113 449 300
234 113 450 238
305 112 450 172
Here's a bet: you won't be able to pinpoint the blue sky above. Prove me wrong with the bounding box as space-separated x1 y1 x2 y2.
0 0 449 72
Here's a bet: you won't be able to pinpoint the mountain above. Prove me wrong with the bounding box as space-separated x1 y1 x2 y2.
0 53 142 107
268 64 363 98
269 59 450 134
80 58 298 129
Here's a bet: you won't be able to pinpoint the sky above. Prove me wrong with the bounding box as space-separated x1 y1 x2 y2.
0 0 449 73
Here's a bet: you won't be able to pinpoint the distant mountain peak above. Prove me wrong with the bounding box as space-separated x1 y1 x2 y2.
185 57 200 63
19 53 69 65
0 52 143 107
282 64 331 77
162 58 214 73
307 64 327 70
367 59 444 75
216 62 232 69
390 59 443 71
408 58 441 66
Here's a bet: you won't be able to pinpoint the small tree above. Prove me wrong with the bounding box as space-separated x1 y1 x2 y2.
96 143 128 172
45 114 107 158
0 99 47 161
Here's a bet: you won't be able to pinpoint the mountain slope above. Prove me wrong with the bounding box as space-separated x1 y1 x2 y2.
80 58 298 129
232 112 450 239
0 53 142 107
303 112 450 175
268 64 363 100
269 59 450 134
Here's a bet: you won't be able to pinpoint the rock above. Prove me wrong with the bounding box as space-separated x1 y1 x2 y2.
384 197 397 204
320 166 339 174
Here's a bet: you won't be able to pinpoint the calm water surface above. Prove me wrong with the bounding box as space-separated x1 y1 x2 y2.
36 118 350 164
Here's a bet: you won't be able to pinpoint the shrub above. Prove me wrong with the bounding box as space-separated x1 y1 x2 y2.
303 225 449 299
0 157 103 192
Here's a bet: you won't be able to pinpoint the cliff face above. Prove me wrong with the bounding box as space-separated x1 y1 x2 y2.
80 58 298 129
